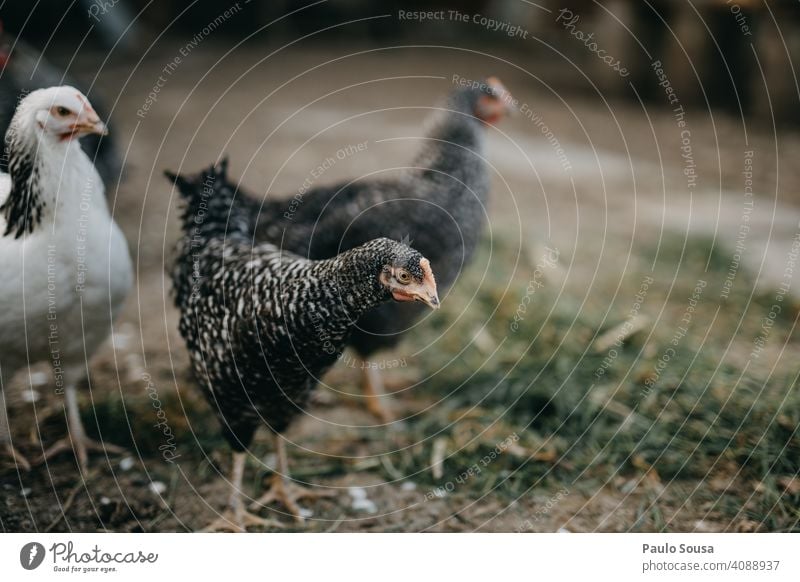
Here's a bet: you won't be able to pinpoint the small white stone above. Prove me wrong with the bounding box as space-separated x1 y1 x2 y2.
20 488 32 497
351 498 377 513
148 481 167 495
100 496 112 505
21 389 40 403
119 457 135 471
298 507 313 519
557 527 571 533
400 481 417 491
29 371 49 387
347 486 368 500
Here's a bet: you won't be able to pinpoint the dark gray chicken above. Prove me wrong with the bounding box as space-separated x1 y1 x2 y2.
167 159 439 531
253 77 514 420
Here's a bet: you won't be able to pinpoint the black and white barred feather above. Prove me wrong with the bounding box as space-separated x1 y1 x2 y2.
1 116 43 238
168 160 429 449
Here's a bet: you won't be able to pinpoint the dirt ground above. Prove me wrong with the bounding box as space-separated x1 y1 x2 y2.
1 38 799 532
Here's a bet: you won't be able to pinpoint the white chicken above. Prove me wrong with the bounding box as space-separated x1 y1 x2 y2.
0 86 132 472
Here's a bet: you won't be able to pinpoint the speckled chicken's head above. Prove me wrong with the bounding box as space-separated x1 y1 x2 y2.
374 238 440 310
457 76 515 125
15 86 107 144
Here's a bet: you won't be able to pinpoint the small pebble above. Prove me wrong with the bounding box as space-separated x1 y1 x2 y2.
29 371 49 387
119 457 135 471
400 481 417 491
298 507 313 519
148 481 167 495
347 486 368 500
20 488 32 497
100 496 112 505
21 389 40 403
348 487 377 513
351 498 377 513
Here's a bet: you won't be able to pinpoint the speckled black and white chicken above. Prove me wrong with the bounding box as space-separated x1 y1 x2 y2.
253 77 514 420
167 159 439 531
0 87 132 471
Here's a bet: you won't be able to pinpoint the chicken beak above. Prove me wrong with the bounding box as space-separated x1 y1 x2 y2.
420 291 440 310
486 76 517 117
418 258 439 310
72 112 108 137
82 117 108 136
391 287 440 309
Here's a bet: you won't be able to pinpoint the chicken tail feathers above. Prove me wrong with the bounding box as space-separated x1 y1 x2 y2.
163 169 189 191
165 156 253 241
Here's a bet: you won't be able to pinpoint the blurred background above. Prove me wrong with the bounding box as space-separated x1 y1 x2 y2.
1 0 798 533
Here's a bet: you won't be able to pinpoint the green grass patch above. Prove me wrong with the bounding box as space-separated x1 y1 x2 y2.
402 233 800 531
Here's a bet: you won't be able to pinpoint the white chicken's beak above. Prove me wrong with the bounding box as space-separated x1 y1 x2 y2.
78 116 108 136
72 108 108 137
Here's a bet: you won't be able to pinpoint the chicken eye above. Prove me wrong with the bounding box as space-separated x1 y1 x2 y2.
56 106 71 116
396 270 411 285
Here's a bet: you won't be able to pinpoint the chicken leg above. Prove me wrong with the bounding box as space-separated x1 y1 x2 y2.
0 388 31 471
361 365 394 423
249 434 335 523
202 451 284 532
38 383 125 472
